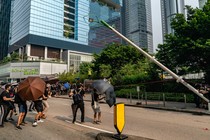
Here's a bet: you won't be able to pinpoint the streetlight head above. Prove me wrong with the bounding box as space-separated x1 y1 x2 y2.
88 18 94 23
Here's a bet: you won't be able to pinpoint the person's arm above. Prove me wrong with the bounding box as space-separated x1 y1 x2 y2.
42 94 48 100
3 96 14 102
98 95 105 101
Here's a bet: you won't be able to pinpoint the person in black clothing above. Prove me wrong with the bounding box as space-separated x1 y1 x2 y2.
72 84 85 123
0 84 14 126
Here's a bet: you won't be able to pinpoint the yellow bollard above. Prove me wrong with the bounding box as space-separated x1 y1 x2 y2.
113 103 128 140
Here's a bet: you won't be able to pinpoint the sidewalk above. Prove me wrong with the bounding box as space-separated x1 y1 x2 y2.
55 94 210 116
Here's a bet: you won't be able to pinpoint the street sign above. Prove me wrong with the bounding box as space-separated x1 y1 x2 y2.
137 86 140 92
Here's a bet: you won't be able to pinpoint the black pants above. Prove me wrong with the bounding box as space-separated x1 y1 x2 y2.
3 105 10 121
72 102 84 123
0 105 4 125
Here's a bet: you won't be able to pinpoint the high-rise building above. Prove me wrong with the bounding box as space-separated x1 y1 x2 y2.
7 0 101 72
88 0 122 48
160 0 199 36
122 0 153 53
0 0 12 60
199 0 208 8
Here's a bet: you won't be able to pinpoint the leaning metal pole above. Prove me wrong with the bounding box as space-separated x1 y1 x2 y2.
100 20 210 111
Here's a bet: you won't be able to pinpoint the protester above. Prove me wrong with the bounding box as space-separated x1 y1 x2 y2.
91 88 104 124
8 86 17 121
42 87 50 119
0 84 14 125
15 94 27 130
32 95 44 127
72 84 85 123
0 87 4 127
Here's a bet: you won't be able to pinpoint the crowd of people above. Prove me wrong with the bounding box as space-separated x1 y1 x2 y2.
0 81 106 130
0 83 51 129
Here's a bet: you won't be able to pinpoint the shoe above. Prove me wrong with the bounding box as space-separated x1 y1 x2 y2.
21 121 27 124
4 119 9 122
14 112 18 116
93 121 98 124
37 119 44 123
16 126 22 130
9 118 14 121
32 122 38 127
72 121 75 124
97 120 102 123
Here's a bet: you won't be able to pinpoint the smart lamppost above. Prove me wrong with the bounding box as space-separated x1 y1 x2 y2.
89 18 210 111
14 44 24 81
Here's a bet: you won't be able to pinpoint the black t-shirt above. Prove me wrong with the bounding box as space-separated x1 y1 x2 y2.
0 90 10 106
91 92 99 106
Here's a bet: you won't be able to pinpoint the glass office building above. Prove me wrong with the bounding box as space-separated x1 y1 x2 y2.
0 0 12 60
8 0 101 72
88 0 122 48
161 0 199 37
122 0 153 53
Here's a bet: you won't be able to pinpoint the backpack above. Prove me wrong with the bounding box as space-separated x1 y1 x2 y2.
73 90 83 104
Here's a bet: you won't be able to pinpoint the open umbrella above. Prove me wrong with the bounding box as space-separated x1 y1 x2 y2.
92 80 116 107
17 77 46 101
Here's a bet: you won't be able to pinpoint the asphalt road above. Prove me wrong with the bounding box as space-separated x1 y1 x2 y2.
1 97 210 140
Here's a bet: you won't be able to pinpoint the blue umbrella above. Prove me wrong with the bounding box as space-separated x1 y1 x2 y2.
64 82 70 89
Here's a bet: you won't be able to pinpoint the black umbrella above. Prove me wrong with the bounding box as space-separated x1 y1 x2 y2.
92 80 116 107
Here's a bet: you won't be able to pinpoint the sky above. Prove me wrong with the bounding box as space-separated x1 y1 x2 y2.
151 0 163 53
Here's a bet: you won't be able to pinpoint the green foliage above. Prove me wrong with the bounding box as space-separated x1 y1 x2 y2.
93 43 144 75
99 64 111 78
156 1 210 82
91 43 160 85
58 71 73 82
10 52 19 61
79 62 93 75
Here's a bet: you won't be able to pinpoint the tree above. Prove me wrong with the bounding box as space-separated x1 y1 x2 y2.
156 1 210 82
92 43 159 85
93 43 144 77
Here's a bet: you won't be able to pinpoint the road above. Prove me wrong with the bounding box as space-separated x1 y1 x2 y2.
1 97 210 140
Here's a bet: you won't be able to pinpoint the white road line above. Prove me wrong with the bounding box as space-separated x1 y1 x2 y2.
65 120 114 134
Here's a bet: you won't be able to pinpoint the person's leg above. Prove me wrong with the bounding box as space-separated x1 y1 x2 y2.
80 103 85 122
17 112 25 129
3 105 9 121
98 112 101 123
22 104 27 123
93 113 97 123
42 100 49 117
72 105 78 123
0 105 5 126
29 101 34 111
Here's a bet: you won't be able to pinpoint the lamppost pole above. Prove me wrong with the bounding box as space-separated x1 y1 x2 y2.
20 46 24 82
99 20 210 109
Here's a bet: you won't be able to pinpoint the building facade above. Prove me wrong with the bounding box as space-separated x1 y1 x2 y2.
7 0 101 76
88 0 122 48
122 0 153 53
0 0 12 60
160 0 201 37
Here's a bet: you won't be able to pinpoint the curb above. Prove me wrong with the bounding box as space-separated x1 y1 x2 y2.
54 96 210 116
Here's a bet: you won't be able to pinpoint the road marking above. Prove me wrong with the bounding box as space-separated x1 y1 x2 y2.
65 120 114 134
